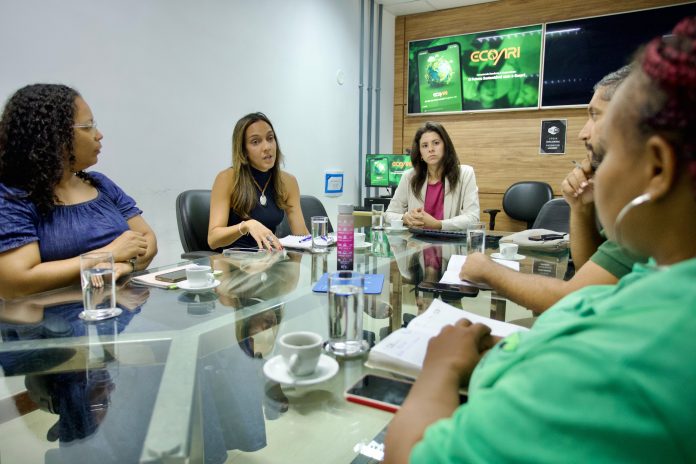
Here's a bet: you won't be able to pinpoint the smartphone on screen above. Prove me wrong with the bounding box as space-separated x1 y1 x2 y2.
417 43 463 113
154 269 188 283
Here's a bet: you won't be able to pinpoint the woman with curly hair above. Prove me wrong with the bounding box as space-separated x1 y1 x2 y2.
0 84 157 299
385 121 480 230
385 17 696 463
208 112 308 251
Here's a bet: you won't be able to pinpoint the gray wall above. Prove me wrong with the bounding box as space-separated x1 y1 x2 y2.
0 0 395 266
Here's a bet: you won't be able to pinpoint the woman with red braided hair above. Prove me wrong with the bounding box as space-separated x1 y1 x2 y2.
384 17 696 464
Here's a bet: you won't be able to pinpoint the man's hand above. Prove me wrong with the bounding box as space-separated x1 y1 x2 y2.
421 320 496 387
459 252 494 286
561 158 595 208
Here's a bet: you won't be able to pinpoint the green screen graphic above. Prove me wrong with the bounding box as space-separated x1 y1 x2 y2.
417 43 463 113
366 154 412 188
408 25 543 114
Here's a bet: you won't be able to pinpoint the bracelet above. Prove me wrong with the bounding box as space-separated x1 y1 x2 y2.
238 221 248 236
128 257 137 272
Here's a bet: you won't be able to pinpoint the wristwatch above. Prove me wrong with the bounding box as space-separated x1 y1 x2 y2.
128 257 137 272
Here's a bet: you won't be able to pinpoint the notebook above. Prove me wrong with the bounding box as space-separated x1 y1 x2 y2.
312 273 385 294
279 233 336 250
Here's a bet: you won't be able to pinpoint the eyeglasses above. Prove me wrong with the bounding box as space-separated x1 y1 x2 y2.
73 120 98 131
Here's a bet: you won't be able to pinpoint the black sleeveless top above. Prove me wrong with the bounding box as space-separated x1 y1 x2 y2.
227 167 284 249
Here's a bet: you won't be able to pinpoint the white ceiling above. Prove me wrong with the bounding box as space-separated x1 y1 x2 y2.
378 0 498 16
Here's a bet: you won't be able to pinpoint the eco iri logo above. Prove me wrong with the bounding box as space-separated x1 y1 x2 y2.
470 47 520 66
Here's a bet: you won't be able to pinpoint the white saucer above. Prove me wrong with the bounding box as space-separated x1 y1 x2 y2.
79 307 123 322
263 354 339 386
385 226 408 233
177 279 221 292
491 252 525 261
354 242 372 249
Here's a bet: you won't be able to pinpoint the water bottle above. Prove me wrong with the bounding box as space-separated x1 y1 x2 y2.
337 204 354 270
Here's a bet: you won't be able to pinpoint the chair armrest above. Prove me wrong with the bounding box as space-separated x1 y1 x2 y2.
482 209 501 231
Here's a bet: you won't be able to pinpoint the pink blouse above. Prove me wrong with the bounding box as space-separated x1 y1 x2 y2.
424 181 444 220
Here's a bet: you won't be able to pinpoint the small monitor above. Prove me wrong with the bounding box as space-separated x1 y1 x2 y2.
365 154 412 189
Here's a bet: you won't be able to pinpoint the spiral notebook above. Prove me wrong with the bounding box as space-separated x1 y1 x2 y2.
312 273 385 294
279 233 336 250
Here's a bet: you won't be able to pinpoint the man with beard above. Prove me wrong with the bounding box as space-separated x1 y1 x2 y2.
458 66 647 313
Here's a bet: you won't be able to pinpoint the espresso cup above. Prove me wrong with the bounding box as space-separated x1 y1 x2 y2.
278 331 323 377
499 243 519 259
390 219 404 229
185 265 215 288
354 232 366 246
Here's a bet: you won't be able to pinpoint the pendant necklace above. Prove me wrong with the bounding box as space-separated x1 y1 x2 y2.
251 174 272 206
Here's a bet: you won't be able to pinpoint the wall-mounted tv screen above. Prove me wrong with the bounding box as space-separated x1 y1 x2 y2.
365 154 412 188
408 25 543 115
542 2 696 108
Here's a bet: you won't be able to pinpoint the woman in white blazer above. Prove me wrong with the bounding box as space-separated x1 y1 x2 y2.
385 122 480 230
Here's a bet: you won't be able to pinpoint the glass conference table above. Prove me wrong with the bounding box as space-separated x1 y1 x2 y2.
0 229 568 463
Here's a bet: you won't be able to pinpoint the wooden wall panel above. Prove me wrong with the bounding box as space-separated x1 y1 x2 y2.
393 0 681 202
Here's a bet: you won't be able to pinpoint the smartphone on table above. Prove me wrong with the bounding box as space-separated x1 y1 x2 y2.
416 281 479 297
345 375 415 413
154 269 188 283
346 374 468 413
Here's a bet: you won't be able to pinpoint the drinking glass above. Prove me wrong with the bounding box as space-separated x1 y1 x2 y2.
327 271 367 357
466 222 487 255
371 204 384 230
80 252 121 321
311 216 329 253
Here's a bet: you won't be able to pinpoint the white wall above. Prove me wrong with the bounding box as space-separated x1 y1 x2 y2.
0 0 385 267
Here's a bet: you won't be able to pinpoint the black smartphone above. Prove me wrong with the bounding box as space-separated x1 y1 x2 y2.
345 374 467 413
345 375 415 413
528 233 565 241
154 269 188 283
416 281 479 297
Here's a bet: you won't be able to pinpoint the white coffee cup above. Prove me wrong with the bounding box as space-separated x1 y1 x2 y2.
390 219 404 229
499 243 519 259
354 232 366 246
185 265 215 288
278 331 323 377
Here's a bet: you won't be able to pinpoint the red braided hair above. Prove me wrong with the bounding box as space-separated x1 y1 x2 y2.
638 16 696 195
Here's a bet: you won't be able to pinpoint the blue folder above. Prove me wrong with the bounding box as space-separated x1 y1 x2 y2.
312 273 385 294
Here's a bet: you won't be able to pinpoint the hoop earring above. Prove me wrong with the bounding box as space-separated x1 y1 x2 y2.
613 193 651 247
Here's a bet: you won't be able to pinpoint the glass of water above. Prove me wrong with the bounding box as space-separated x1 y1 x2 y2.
80 251 121 321
327 271 367 357
466 222 487 255
371 204 384 230
311 216 329 253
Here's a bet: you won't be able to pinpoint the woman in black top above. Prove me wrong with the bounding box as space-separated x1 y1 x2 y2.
208 112 309 250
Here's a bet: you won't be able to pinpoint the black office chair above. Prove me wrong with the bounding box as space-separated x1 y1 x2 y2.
275 195 334 237
532 198 570 233
484 181 553 230
175 189 217 259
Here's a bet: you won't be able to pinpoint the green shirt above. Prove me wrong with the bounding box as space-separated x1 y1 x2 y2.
590 231 647 278
411 258 696 464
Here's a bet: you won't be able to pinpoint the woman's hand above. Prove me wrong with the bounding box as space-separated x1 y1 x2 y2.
105 230 148 262
421 319 496 387
419 210 441 229
243 220 283 251
403 208 424 227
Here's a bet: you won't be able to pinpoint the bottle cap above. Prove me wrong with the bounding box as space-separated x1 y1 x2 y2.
338 204 354 214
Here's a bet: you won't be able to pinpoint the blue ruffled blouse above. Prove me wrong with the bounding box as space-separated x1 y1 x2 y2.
0 172 142 261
